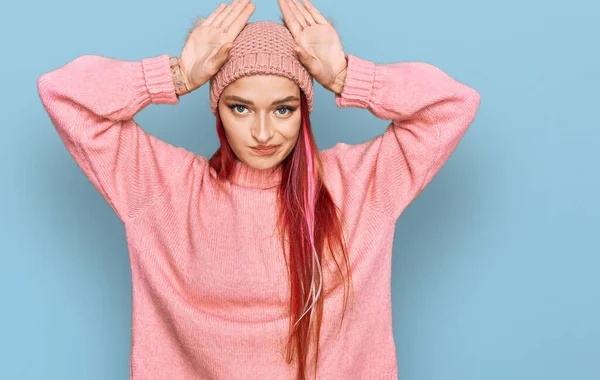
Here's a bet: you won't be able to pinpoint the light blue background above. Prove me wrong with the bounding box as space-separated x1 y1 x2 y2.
1 0 598 379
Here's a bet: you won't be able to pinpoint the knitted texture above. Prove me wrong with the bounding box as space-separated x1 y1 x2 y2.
209 21 314 114
38 53 480 379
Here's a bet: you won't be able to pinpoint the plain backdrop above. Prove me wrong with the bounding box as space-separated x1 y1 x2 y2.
1 0 599 379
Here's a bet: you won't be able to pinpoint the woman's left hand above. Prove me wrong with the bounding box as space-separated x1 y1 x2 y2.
278 0 348 94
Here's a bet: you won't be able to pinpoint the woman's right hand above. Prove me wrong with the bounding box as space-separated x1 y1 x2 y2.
180 0 255 92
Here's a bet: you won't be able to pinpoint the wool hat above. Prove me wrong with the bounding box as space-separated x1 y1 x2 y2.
209 21 314 115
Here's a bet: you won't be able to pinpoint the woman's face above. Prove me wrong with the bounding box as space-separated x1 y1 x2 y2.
218 75 302 170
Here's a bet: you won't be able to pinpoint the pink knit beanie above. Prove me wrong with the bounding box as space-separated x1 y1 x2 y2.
209 21 314 115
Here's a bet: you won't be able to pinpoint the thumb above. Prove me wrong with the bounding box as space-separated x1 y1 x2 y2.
294 45 313 66
207 43 234 74
216 43 234 62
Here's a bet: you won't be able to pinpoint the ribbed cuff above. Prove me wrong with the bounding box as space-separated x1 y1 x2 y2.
141 54 178 105
335 54 376 109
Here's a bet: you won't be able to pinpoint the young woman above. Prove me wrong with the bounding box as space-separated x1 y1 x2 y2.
37 0 480 379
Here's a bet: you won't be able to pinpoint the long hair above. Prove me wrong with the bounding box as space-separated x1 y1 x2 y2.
208 92 352 380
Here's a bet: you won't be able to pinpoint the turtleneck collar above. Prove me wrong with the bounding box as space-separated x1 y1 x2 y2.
226 160 283 189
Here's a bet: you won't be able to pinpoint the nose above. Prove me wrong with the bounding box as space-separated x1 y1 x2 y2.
251 113 275 144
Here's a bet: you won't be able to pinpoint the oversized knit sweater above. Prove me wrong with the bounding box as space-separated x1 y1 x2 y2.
37 53 480 380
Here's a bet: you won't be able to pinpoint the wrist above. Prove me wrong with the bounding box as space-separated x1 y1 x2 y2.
169 56 192 96
329 66 348 96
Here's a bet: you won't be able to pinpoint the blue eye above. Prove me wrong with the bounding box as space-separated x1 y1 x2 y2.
276 106 296 115
232 105 248 113
227 104 249 114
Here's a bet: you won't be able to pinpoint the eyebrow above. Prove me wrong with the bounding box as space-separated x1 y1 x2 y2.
223 95 300 106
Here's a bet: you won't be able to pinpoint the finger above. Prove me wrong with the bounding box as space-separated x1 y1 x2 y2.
226 2 255 35
222 0 251 30
287 0 308 28
213 0 239 27
291 0 315 26
303 0 329 25
203 3 228 25
278 0 303 36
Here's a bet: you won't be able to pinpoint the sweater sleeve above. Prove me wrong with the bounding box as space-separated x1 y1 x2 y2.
321 54 481 220
37 54 198 222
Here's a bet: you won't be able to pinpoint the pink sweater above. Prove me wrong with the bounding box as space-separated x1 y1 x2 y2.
38 53 480 380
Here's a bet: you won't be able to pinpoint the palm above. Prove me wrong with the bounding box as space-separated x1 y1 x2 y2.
278 0 347 93
182 29 233 86
179 0 255 90
294 24 346 87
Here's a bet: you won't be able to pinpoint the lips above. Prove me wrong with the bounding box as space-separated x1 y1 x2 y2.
251 145 279 156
